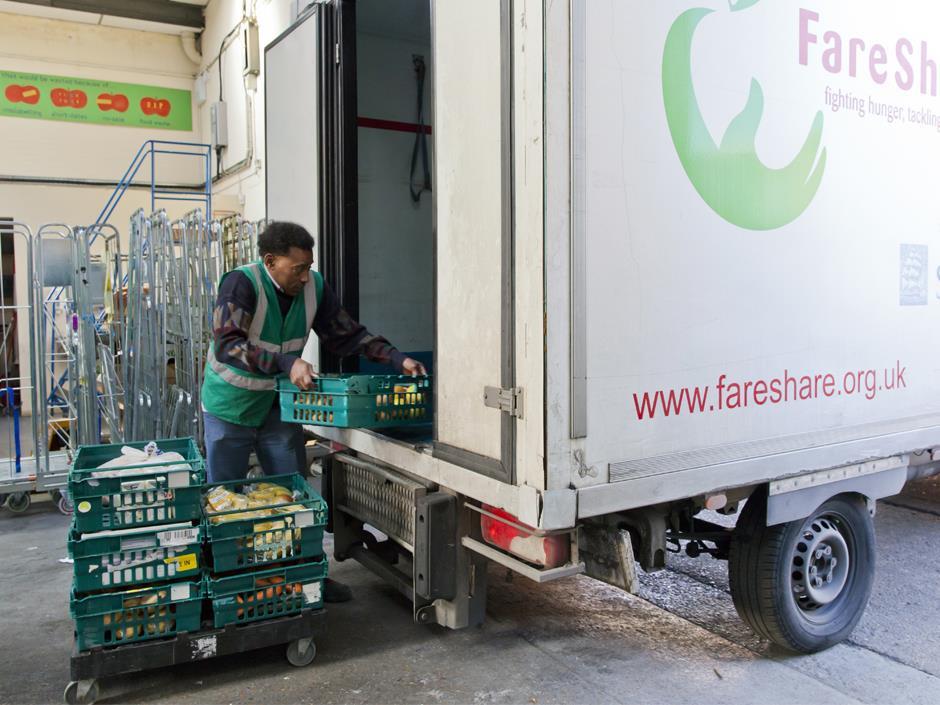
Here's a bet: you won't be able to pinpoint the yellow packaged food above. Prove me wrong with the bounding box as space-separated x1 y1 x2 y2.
253 519 286 532
205 486 248 513
247 485 294 504
274 503 306 515
209 509 269 524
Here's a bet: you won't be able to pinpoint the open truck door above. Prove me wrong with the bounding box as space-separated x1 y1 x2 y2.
430 0 517 485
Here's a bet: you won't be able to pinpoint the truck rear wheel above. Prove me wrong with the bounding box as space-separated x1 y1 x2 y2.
729 492 875 653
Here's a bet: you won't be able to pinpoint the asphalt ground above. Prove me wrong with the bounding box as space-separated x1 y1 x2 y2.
1 476 937 705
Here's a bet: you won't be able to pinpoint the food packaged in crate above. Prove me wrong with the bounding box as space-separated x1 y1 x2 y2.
277 374 432 428
203 473 327 572
69 522 203 593
70 580 203 652
207 558 327 628
69 439 205 532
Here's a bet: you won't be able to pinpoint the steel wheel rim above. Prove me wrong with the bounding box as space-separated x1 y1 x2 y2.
790 513 853 616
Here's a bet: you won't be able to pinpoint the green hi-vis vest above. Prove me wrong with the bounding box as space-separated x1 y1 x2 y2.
201 262 323 427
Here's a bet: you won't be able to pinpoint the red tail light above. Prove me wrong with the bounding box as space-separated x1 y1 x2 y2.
480 504 570 568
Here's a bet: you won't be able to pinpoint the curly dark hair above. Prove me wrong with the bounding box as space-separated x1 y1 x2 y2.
258 221 315 257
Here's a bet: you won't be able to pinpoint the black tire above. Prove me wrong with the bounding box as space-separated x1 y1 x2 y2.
729 491 875 653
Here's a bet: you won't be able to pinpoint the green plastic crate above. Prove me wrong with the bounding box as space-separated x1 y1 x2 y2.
70 580 203 652
278 375 432 428
207 558 327 628
203 474 328 572
69 522 203 593
69 438 205 532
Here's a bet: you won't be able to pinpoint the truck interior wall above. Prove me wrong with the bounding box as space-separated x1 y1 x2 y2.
355 0 433 365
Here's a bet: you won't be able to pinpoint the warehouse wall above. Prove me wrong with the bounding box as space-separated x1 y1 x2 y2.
0 10 203 419
198 0 295 222
0 11 202 229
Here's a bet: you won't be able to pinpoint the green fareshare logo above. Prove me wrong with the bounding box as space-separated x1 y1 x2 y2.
662 0 826 231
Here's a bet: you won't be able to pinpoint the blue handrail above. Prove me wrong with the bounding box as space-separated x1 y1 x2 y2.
92 139 213 232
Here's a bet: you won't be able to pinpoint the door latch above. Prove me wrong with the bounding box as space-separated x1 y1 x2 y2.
484 386 524 419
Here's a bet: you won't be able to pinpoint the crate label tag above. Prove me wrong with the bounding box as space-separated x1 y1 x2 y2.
191 635 217 660
120 536 156 550
167 471 190 489
170 583 191 601
77 501 91 514
294 510 314 528
121 479 157 492
157 527 199 546
164 553 198 572
302 581 322 604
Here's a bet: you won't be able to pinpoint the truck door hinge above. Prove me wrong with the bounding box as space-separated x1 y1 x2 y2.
484 386 524 419
335 42 340 65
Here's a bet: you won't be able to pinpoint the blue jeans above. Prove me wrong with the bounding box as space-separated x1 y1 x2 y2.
203 404 307 483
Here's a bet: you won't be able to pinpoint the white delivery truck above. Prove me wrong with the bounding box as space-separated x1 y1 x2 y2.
263 0 940 652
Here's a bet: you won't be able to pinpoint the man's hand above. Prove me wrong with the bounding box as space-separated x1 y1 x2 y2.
289 358 318 390
402 358 428 377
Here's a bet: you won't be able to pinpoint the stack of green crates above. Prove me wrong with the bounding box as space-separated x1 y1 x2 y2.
68 439 206 652
202 473 329 628
67 441 329 652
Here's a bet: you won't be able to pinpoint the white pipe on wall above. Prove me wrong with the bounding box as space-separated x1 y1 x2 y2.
180 32 202 66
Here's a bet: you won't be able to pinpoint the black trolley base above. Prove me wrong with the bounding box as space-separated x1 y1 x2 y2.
65 609 326 705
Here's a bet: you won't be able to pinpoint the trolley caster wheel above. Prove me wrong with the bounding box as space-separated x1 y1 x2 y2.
286 637 317 667
63 679 99 705
6 492 31 513
54 490 74 515
415 605 436 625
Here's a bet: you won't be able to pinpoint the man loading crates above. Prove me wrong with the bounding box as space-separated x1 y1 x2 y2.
200 221 427 602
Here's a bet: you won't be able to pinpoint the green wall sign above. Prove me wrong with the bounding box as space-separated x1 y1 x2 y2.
0 70 192 131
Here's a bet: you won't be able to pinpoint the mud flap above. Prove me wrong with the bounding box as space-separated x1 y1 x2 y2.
578 523 639 594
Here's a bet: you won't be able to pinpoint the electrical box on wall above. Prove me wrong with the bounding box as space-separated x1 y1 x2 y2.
243 21 260 77
194 73 207 106
210 101 228 149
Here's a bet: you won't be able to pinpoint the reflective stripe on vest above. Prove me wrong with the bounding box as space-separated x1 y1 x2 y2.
206 346 277 391
201 263 320 427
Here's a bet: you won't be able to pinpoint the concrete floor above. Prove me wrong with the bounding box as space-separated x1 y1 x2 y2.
1 478 938 705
